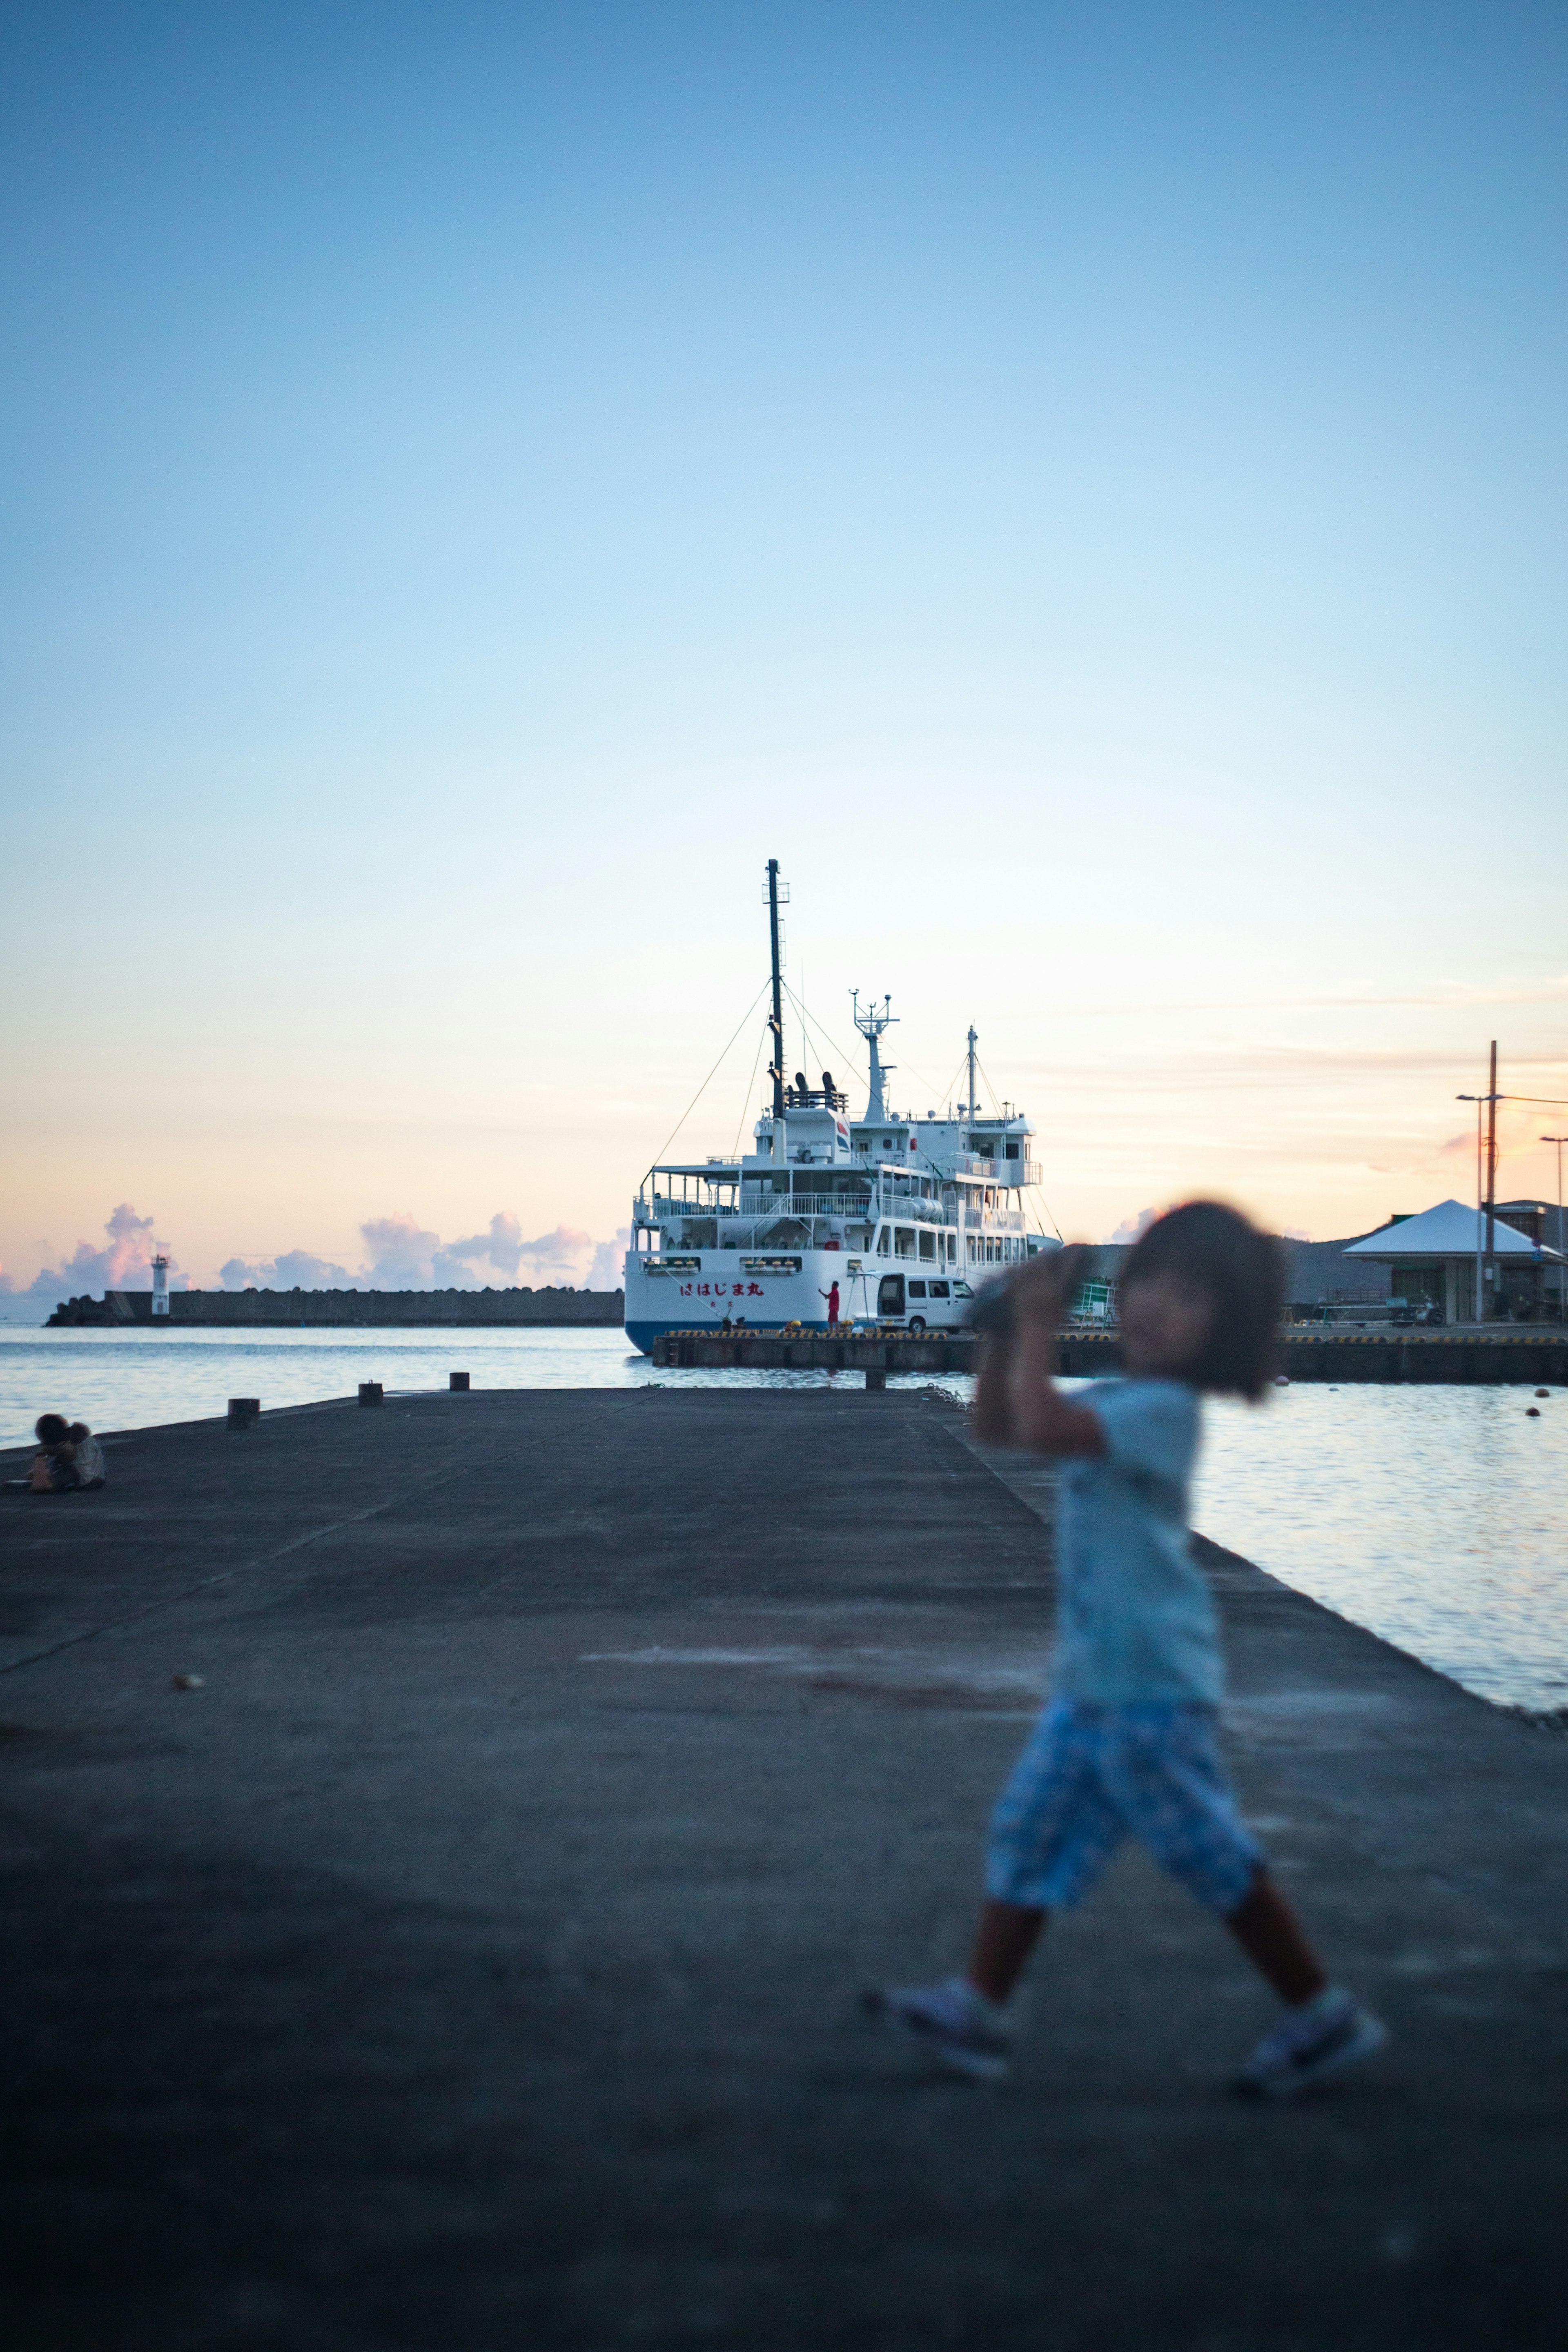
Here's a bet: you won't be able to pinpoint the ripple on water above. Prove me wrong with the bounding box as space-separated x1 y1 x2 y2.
1195 1384 1568 1715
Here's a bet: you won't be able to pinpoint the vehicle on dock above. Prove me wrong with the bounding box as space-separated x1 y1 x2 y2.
623 861 1057 1352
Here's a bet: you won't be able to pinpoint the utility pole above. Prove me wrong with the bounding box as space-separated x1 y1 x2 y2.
1544 1134 1567 1322
1485 1039 1498 1318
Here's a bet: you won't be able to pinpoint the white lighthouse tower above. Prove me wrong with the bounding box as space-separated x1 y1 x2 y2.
151 1253 170 1317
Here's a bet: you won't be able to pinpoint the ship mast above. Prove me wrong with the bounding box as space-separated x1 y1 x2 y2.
766 858 787 1125
852 991 898 1122
963 1025 978 1119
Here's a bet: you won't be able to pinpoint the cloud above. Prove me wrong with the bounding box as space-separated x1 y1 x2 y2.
221 1250 356 1291
0 1203 182 1308
3 1203 628 1303
588 1229 631 1289
430 1210 526 1286
361 1213 621 1291
359 1213 444 1287
1109 1206 1159 1245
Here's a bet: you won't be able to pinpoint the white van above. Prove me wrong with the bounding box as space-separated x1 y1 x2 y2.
875 1271 974 1333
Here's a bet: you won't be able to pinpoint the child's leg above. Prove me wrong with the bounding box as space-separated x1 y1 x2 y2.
967 1897 1047 2004
1224 1868 1328 2006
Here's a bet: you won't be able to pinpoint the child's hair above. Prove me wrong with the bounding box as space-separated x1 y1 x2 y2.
1121 1201 1283 1401
35 1412 70 1445
69 1421 91 1442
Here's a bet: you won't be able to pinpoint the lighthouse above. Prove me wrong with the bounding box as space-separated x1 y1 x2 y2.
151 1254 170 1317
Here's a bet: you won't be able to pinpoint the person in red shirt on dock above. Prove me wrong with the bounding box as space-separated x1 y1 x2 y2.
820 1278 840 1330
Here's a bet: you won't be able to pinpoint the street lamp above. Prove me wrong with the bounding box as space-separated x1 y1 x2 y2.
1544 1136 1567 1323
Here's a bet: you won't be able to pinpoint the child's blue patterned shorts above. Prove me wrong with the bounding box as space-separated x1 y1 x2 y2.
986 1698 1262 1915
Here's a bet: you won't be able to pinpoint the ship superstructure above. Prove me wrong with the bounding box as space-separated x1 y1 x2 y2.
623 862 1054 1351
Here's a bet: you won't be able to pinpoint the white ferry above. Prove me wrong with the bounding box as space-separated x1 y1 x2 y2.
624 861 1055 1352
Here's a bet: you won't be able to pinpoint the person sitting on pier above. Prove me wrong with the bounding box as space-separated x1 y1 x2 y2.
869 1202 1387 2099
27 1415 107 1493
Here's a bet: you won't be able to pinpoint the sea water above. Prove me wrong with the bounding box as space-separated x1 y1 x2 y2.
2 1326 1564 1714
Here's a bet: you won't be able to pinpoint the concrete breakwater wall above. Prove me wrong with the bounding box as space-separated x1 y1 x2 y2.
46 1287 625 1329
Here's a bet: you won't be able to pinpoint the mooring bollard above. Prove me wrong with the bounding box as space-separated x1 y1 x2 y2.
358 1382 384 1407
227 1397 260 1431
449 1371 470 1391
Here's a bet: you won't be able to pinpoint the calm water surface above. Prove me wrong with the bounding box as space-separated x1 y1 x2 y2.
2 1327 1564 1713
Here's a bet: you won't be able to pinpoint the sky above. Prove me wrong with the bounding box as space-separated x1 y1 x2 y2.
2 1 1564 1301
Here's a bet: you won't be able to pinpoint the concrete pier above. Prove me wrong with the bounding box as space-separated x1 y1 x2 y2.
653 1326 1568 1383
2 1389 1567 2348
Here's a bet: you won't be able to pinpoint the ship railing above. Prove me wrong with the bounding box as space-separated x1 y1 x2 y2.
742 1191 948 1223
941 1155 1042 1187
649 1191 878 1223
649 1189 973 1228
651 1189 953 1225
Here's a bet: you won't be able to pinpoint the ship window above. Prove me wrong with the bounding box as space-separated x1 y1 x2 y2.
895 1226 916 1258
1006 1140 1020 1159
919 1230 935 1261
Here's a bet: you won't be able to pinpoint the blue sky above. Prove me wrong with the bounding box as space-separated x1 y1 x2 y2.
2 2 1564 1292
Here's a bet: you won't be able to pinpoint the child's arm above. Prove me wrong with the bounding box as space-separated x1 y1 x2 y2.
973 1247 1105 1458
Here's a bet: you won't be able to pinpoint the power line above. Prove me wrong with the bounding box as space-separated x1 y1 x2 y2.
644 978 770 1182
781 982 867 1093
976 1051 1010 1115
730 1013 768 1159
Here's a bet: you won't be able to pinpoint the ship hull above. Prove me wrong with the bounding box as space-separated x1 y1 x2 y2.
622 1245 970 1354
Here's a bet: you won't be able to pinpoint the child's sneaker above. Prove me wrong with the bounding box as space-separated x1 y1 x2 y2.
864 1977 1011 2081
1235 1985 1388 2098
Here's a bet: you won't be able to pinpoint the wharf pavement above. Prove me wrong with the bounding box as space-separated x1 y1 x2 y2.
652 1327 1568 1383
2 1386 1566 2350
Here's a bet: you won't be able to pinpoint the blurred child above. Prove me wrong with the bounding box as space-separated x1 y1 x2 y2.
868 1202 1386 2099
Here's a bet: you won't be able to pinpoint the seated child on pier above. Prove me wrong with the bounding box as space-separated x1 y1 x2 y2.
27 1415 107 1493
869 1202 1387 2098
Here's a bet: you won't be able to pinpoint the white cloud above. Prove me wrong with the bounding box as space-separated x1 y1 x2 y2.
1108 1206 1159 1245
221 1249 356 1291
5 1203 628 1301
0 1203 182 1308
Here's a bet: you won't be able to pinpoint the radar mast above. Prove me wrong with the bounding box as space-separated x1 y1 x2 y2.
852 991 898 1122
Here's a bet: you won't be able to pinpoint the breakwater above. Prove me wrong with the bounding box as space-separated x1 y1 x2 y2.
45 1285 624 1329
650 1327 1568 1384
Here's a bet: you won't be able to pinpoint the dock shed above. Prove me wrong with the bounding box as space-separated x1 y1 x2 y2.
1344 1197 1564 1323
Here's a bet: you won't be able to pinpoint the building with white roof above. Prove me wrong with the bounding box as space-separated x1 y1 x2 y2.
1344 1198 1564 1323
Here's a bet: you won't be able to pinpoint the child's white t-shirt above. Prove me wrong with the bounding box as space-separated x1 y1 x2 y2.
1052 1377 1222 1706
